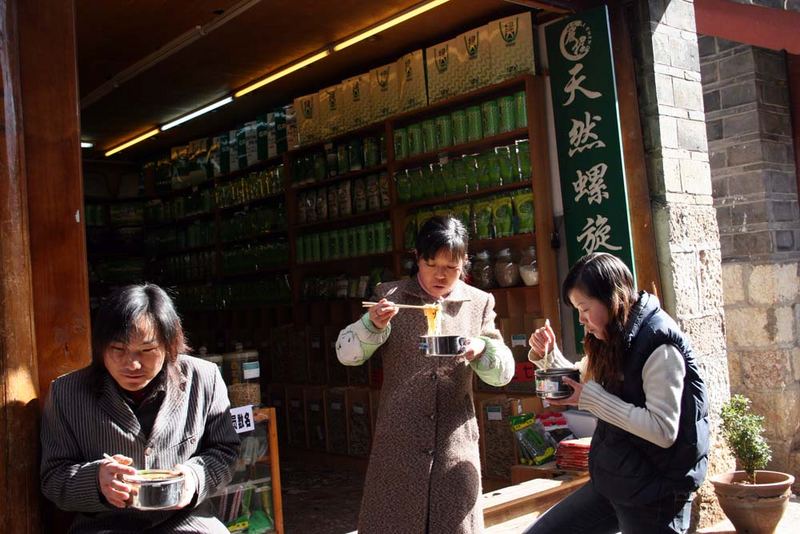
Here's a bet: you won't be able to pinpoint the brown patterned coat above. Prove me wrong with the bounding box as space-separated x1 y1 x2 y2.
354 277 514 534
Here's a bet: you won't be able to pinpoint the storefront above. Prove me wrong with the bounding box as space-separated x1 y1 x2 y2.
1 1 744 532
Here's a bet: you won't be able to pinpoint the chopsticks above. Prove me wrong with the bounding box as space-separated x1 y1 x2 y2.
361 301 438 310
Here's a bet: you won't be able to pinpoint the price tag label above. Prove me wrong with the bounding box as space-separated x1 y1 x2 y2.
352 405 365 415
487 406 503 421
230 405 255 434
511 334 528 348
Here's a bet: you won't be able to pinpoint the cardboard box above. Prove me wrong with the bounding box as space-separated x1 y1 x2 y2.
341 73 372 130
425 39 460 103
318 84 343 139
397 49 428 112
487 11 535 82
294 92 320 146
456 25 493 94
266 109 287 158
369 62 399 120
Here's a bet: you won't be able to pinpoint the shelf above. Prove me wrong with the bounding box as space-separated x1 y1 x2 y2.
220 265 290 280
146 181 215 201
390 74 533 125
295 208 390 233
469 233 536 251
398 182 531 211
213 154 286 185
221 229 288 247
218 192 285 215
290 164 387 192
289 121 386 156
295 252 392 270
395 128 528 171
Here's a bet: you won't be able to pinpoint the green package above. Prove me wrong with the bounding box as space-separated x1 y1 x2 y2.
416 209 435 232
396 170 412 203
473 200 494 240
513 189 535 234
404 215 417 250
432 164 447 198
462 154 479 192
421 165 435 199
442 161 459 196
509 413 556 466
452 202 473 238
493 196 514 238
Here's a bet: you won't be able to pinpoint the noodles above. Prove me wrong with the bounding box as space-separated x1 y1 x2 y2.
423 304 442 336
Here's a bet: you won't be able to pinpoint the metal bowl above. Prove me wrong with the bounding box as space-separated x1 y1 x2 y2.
124 469 184 510
535 368 580 399
419 335 467 356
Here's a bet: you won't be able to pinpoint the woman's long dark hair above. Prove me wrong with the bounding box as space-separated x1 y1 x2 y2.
410 216 469 278
563 253 636 393
91 283 188 371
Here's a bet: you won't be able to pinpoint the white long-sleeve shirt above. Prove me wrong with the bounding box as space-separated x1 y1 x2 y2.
529 344 685 448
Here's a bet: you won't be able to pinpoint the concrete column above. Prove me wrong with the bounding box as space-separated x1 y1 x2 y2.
626 0 732 528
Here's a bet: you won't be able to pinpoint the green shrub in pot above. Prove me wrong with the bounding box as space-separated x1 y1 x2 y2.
719 394 771 484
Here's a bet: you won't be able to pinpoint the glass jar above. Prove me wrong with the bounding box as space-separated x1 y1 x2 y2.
519 245 539 286
471 250 496 290
494 248 520 288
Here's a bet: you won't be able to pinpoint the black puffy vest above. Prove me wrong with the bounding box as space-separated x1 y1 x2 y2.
588 292 710 505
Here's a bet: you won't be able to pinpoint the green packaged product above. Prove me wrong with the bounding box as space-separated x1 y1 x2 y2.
451 109 467 145
492 196 514 238
404 215 416 250
477 152 493 190
395 170 412 203
515 90 528 129
442 161 460 196
393 129 408 160
337 143 350 175
327 185 339 219
512 189 535 235
407 123 423 156
509 413 556 466
364 136 380 167
450 158 467 194
408 167 424 201
462 154 480 192
421 119 436 153
435 114 453 149
421 165 435 199
473 200 494 240
516 139 531 180
353 177 367 213
466 106 482 141
316 188 328 220
338 180 352 216
366 175 381 211
432 164 447 198
498 95 516 133
481 99 500 137
495 146 514 185
378 173 391 208
452 202 473 237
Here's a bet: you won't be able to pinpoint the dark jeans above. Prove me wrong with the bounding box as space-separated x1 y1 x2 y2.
521 482 693 534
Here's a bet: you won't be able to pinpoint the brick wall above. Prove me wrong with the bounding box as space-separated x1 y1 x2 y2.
700 34 800 491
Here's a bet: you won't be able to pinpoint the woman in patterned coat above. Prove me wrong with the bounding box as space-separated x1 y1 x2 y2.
336 216 515 534
40 283 240 533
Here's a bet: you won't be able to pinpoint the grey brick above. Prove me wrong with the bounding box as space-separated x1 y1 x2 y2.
733 230 773 255
759 82 790 106
763 141 792 164
674 78 704 110
712 176 728 197
717 38 743 53
719 49 755 80
720 234 735 257
698 35 717 58
721 82 758 108
727 142 764 166
766 170 798 194
710 149 727 169
678 119 708 150
706 119 723 141
760 110 792 136
776 230 795 251
701 61 719 84
672 37 700 71
731 200 768 226
754 48 787 81
723 110 760 137
729 170 768 195
704 90 721 112
771 200 799 222
715 205 733 229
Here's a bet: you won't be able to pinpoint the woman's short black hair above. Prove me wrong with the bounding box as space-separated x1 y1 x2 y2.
411 216 469 277
91 283 188 368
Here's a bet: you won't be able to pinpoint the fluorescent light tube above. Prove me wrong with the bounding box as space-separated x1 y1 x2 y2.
235 50 331 98
333 0 450 52
80 142 94 148
161 96 234 131
105 129 160 157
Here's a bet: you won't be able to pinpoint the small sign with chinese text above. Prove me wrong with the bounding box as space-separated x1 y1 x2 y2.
230 405 255 434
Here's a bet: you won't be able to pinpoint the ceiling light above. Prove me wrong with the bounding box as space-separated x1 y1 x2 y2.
161 96 234 131
80 142 94 149
104 129 160 157
333 0 451 52
235 49 331 98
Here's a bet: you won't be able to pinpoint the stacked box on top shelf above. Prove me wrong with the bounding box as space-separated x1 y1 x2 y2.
294 92 320 146
347 387 372 457
318 84 344 140
369 62 399 121
487 11 535 83
397 50 427 113
286 385 307 448
341 73 372 131
305 386 326 451
456 25 493 95
325 387 348 455
425 39 460 103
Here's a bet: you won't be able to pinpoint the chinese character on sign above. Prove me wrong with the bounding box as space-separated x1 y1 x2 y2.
577 214 622 254
229 405 255 434
568 111 606 156
563 63 602 106
573 163 609 205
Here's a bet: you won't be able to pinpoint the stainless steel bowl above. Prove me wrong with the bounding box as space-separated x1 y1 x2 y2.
419 335 467 356
124 469 184 510
535 368 580 399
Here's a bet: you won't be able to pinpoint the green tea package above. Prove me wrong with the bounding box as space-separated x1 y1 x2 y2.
337 180 352 217
395 170 412 203
492 195 514 238
378 173 391 208
421 165 435 199
473 200 494 240
353 177 367 213
452 202 473 238
442 161 460 196
404 215 417 250
366 175 381 211
509 413 556 466
327 185 339 219
512 189 534 234
316 188 328 221
462 154 480 192
432 164 447 198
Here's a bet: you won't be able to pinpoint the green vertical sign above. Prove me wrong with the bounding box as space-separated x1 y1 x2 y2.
545 6 635 275
546 6 635 349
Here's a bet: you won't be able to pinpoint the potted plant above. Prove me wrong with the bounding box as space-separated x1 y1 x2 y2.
710 394 795 534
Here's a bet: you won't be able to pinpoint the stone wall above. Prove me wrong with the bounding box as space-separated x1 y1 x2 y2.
626 0 732 528
700 34 800 490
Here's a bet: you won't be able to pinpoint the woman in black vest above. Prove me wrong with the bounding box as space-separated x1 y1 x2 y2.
522 253 709 534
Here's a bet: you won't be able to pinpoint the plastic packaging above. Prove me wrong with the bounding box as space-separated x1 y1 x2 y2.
494 248 520 288
509 413 556 465
519 245 539 286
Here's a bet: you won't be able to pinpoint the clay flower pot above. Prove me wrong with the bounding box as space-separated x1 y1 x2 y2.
710 470 794 534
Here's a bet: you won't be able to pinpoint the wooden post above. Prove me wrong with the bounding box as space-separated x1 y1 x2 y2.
17 0 91 395
0 1 42 531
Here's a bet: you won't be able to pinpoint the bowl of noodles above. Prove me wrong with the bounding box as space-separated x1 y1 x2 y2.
418 302 467 356
124 469 184 510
